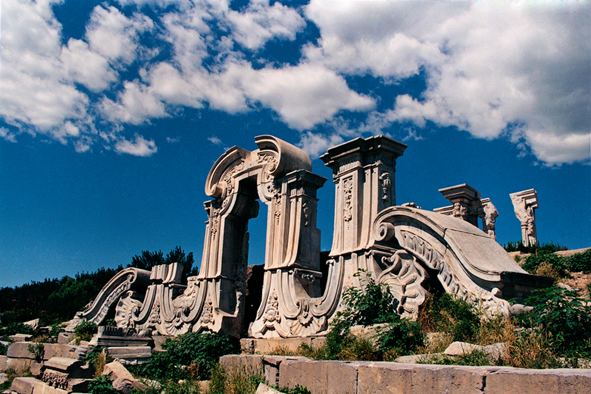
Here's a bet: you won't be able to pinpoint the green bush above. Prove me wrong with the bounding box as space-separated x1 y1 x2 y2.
88 375 118 394
0 322 35 337
130 332 238 381
320 269 425 360
521 252 569 278
518 287 591 357
74 321 98 342
565 249 591 273
418 292 480 342
0 343 7 356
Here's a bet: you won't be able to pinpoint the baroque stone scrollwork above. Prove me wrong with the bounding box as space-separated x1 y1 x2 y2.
71 135 552 340
378 250 426 319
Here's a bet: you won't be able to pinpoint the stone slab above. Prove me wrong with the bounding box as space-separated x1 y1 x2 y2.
103 347 151 359
0 356 33 373
278 359 359 394
11 377 69 394
43 358 84 373
7 344 78 362
255 383 282 394
219 355 264 376
485 367 591 394
102 361 134 381
56 334 74 346
358 362 492 394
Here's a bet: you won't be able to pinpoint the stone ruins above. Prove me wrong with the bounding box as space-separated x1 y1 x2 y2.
67 135 550 339
510 189 539 247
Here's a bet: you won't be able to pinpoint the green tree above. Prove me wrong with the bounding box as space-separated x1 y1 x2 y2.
128 246 197 283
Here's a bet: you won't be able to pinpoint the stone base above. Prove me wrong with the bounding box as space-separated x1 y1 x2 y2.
240 337 325 355
220 355 591 394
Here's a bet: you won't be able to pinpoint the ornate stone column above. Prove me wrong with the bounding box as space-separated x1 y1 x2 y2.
320 135 407 256
510 189 539 247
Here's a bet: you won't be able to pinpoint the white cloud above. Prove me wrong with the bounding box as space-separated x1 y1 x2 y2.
61 39 117 91
208 136 223 145
298 131 344 159
101 81 167 124
0 0 88 132
0 127 17 143
86 5 154 66
238 62 375 130
115 134 158 156
227 0 306 50
304 0 590 165
2 0 588 165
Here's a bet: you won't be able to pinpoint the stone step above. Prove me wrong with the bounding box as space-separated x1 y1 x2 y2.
11 377 68 394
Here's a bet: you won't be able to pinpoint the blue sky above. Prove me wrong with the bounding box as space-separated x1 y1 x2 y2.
1 0 590 288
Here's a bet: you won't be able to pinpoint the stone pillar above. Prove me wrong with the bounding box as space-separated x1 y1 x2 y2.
510 189 538 247
434 184 483 227
481 198 499 241
320 135 407 256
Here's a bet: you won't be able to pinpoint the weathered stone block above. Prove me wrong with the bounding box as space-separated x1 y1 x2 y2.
9 335 32 343
219 355 264 376
103 347 151 360
56 333 75 345
279 359 359 394
11 377 69 394
112 377 146 394
485 368 591 394
0 355 33 373
29 362 43 378
357 363 489 394
102 361 134 381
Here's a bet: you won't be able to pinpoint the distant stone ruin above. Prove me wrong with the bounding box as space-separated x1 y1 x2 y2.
68 135 551 338
510 189 539 247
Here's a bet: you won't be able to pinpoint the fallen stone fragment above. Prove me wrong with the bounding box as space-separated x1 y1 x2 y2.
102 361 135 381
112 377 146 394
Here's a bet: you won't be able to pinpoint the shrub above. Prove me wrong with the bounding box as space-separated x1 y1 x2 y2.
88 375 118 394
130 332 238 381
208 363 265 394
0 322 35 337
565 249 591 273
74 321 98 342
522 253 569 278
27 342 45 362
418 292 480 342
517 287 591 357
316 269 425 361
0 343 7 356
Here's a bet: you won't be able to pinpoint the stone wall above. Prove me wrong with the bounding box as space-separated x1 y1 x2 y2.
220 355 591 394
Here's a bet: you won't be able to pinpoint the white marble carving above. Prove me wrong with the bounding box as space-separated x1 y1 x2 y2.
510 189 539 247
434 184 499 240
71 135 552 339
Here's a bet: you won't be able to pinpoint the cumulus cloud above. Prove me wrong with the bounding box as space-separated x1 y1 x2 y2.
115 134 158 156
86 5 154 66
2 0 588 165
227 0 306 50
304 0 590 165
